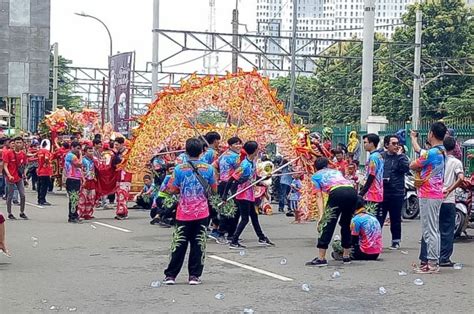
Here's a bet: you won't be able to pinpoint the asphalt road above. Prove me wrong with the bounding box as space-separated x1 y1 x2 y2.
1 188 473 313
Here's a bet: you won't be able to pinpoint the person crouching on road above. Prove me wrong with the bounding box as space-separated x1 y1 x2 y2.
332 196 383 261
306 157 358 267
163 138 217 286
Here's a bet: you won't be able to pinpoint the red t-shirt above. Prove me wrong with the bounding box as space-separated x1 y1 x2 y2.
3 149 27 183
37 148 53 176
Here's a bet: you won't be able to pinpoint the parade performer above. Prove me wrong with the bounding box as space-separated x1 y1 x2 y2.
113 137 132 220
306 157 357 267
229 141 275 249
201 132 221 165
52 142 70 191
65 142 82 223
211 136 243 243
78 146 96 220
347 131 361 161
163 138 217 285
37 139 53 206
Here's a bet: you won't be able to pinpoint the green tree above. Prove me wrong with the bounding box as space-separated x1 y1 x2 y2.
49 54 82 112
442 85 474 119
271 0 473 124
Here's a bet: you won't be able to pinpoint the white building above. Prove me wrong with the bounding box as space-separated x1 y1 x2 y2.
256 0 416 78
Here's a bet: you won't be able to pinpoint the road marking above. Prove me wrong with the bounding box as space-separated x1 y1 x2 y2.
92 222 133 233
25 202 44 209
209 255 293 282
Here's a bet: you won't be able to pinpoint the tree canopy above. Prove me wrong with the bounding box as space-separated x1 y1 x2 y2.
271 0 473 125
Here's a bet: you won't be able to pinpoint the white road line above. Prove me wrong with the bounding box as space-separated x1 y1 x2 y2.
25 202 44 209
209 255 294 282
92 222 133 233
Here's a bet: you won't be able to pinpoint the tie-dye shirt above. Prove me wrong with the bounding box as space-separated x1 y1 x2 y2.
82 156 95 181
176 153 189 165
214 149 240 182
351 212 383 255
64 152 82 180
311 168 352 194
232 157 256 202
172 160 216 221
158 174 172 197
412 145 446 199
364 149 384 203
201 147 218 165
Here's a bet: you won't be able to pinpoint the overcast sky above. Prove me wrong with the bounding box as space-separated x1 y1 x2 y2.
51 0 258 73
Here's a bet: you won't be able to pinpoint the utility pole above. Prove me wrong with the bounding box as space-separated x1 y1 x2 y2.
151 0 160 100
360 0 376 131
101 77 106 128
52 42 59 111
231 0 239 73
288 0 298 123
412 9 422 130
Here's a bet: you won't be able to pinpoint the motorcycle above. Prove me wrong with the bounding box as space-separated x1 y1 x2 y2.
454 178 473 237
402 173 420 219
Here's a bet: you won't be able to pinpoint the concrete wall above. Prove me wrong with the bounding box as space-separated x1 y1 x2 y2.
0 0 50 98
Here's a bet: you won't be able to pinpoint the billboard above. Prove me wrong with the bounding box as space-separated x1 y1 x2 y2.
108 52 133 134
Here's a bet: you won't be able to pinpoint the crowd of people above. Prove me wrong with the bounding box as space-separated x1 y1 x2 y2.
0 121 472 283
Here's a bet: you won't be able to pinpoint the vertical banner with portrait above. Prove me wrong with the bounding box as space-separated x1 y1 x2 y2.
108 52 133 134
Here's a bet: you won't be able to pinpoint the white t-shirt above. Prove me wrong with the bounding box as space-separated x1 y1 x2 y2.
444 155 463 204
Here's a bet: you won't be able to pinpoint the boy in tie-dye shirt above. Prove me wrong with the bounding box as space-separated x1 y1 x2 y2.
229 141 274 249
201 131 221 165
163 138 217 286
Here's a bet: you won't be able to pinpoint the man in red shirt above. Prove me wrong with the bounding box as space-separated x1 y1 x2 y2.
3 137 28 219
37 140 53 206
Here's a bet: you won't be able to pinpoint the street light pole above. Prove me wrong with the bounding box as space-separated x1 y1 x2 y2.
74 12 113 58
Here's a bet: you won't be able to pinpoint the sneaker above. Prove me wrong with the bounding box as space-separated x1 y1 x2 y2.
42 202 52 206
68 218 82 224
415 264 440 274
114 216 123 220
229 242 246 250
8 214 16 220
258 237 275 246
19 213 29 220
163 276 176 285
207 230 220 240
389 243 400 250
342 256 352 264
439 260 455 267
331 251 342 261
305 258 328 267
188 276 202 285
216 236 229 245
150 218 160 225
12 200 19 205
286 211 295 217
278 208 284 213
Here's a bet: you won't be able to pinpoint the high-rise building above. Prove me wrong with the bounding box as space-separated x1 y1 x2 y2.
0 0 50 132
256 0 416 78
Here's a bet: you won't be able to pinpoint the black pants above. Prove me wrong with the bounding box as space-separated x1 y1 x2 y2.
136 196 152 209
37 176 51 204
107 193 115 204
217 181 239 237
351 244 379 260
317 186 357 249
232 199 265 244
380 195 404 243
66 178 81 220
164 218 208 278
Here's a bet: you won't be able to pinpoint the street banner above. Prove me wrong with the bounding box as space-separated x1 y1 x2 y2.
108 52 133 134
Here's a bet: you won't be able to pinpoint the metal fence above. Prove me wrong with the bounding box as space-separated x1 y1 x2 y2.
310 118 474 162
